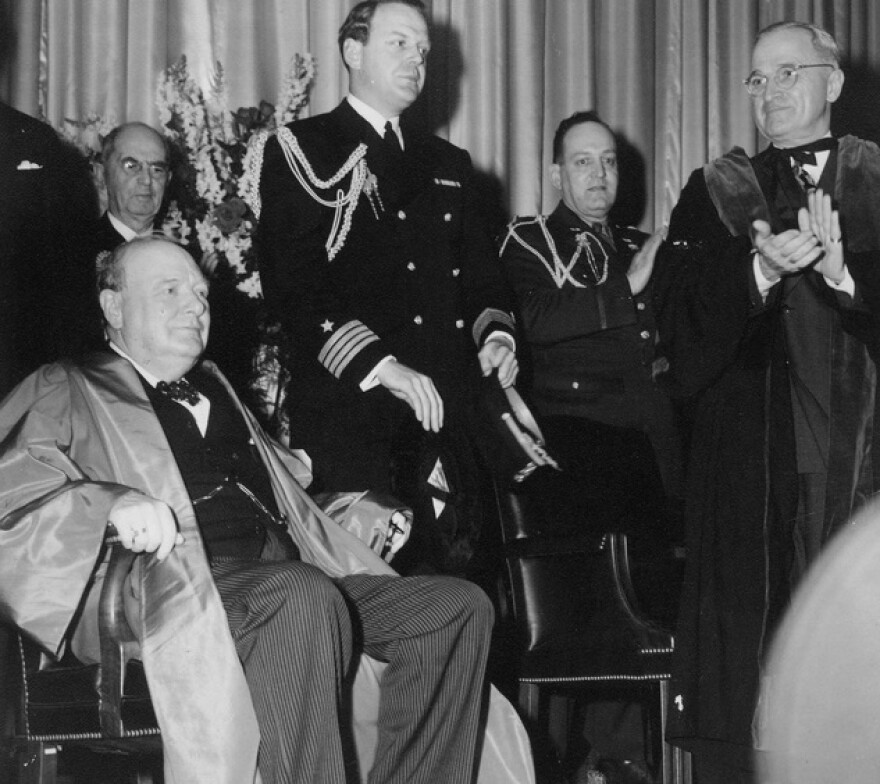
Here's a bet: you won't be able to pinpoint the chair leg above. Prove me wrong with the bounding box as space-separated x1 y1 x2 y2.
14 741 57 784
518 680 541 723
659 679 693 784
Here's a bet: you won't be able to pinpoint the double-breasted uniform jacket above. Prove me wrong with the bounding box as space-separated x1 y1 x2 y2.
255 100 515 455
653 136 880 765
0 352 534 784
500 202 671 436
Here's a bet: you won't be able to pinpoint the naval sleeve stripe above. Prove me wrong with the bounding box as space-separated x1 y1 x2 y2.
472 308 515 346
319 320 380 378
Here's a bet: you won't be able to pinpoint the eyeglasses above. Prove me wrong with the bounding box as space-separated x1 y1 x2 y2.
743 63 836 96
116 156 170 180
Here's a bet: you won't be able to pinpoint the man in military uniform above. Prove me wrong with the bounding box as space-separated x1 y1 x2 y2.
256 0 517 572
501 110 678 544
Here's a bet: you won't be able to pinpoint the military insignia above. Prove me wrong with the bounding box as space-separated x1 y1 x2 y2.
321 319 334 333
362 168 384 220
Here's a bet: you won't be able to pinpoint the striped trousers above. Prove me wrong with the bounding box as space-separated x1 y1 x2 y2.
212 559 494 784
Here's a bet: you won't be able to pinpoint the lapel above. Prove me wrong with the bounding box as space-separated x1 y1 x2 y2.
199 359 394 577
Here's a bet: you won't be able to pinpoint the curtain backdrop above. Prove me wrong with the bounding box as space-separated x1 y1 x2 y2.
2 0 880 231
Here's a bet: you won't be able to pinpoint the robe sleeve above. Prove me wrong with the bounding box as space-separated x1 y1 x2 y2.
0 363 133 654
652 169 761 398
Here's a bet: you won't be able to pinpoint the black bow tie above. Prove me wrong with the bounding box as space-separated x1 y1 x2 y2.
156 378 201 405
776 136 838 166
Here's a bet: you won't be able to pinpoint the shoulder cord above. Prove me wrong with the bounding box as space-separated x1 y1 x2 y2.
272 127 370 261
501 216 587 289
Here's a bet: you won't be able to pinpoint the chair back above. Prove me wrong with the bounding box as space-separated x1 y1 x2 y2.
492 479 673 683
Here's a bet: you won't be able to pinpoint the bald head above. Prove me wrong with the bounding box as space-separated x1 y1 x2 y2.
99 237 209 381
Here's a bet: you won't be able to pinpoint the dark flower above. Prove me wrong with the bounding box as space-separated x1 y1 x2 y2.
232 101 275 140
213 197 248 233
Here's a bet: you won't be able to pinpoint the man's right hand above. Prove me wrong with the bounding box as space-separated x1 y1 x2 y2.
375 359 444 432
627 227 666 295
752 219 823 282
108 491 183 561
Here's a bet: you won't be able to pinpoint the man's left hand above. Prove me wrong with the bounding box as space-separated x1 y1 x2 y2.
479 338 518 388
800 188 845 284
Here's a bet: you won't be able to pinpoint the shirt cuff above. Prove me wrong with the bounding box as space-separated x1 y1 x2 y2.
753 252 778 301
824 266 855 298
360 355 396 391
484 330 516 351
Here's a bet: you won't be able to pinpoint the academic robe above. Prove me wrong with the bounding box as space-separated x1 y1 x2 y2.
0 352 534 783
654 135 880 770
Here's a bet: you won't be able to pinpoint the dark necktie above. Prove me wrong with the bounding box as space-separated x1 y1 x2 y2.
156 378 201 405
591 221 615 249
382 121 403 158
777 137 837 193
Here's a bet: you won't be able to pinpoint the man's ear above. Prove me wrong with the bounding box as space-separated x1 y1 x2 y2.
343 38 363 70
99 289 123 330
549 163 562 191
827 67 845 104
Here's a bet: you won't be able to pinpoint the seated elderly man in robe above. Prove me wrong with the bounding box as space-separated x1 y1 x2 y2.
0 236 513 784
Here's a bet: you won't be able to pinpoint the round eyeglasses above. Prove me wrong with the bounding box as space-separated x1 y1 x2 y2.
743 63 836 96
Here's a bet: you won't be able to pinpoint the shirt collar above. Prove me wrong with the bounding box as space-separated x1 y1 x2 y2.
107 211 149 241
107 341 163 386
346 94 402 144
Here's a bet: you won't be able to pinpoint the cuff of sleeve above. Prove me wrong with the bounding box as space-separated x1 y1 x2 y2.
483 330 516 352
824 266 855 298
318 320 381 380
473 308 516 347
753 251 779 301
360 355 396 391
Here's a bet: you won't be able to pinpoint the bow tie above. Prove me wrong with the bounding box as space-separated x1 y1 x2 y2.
775 136 838 166
156 378 201 405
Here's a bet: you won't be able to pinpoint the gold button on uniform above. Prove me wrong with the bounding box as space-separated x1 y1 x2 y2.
397 210 406 220
640 330 651 340
407 262 416 271
414 315 423 325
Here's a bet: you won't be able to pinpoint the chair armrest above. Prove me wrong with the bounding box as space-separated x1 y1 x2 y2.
97 542 141 736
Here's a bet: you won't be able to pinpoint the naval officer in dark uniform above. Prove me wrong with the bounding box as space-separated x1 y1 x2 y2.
256 0 518 573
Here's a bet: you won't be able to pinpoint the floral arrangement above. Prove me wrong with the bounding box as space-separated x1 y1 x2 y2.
156 53 316 299
60 54 317 443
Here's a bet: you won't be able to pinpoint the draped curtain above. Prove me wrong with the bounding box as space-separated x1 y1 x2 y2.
2 0 880 231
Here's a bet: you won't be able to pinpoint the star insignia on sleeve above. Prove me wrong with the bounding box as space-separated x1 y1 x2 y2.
321 319 335 333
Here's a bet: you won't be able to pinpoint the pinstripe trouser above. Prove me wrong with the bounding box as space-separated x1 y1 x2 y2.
213 560 494 784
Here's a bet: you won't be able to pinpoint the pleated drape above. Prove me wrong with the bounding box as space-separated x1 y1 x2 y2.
2 0 880 231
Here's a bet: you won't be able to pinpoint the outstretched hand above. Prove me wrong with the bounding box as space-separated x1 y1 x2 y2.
627 227 666 295
376 359 445 431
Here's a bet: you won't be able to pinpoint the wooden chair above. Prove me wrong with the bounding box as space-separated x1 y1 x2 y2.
3 543 160 784
491 478 692 784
